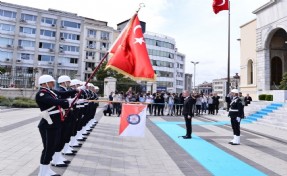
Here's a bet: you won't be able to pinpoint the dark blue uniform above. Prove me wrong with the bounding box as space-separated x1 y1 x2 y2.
35 87 76 164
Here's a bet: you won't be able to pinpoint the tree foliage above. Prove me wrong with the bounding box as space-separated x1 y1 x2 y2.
279 72 287 90
94 61 143 92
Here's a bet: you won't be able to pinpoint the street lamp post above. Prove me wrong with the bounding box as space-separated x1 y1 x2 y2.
191 61 199 91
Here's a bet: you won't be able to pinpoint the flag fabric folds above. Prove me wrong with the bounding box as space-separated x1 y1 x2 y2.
213 0 229 14
119 104 147 137
106 14 156 81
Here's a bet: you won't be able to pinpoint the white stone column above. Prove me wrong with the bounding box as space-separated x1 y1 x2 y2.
104 77 117 97
257 49 270 91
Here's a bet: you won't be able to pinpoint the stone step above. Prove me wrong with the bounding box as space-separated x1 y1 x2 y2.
257 119 287 127
264 116 287 121
254 121 287 131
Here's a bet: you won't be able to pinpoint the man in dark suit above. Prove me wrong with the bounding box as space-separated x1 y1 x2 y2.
182 90 196 139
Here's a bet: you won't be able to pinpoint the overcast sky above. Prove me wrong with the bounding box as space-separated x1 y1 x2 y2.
5 0 269 84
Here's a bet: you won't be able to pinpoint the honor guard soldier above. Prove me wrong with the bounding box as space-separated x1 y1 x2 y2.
69 79 85 147
228 89 244 145
36 75 80 176
57 75 77 156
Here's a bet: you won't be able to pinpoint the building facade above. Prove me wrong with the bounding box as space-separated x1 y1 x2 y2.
212 77 240 99
0 2 114 88
197 81 212 95
144 32 185 93
240 0 287 102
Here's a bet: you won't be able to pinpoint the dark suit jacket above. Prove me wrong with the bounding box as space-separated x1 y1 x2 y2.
182 96 196 117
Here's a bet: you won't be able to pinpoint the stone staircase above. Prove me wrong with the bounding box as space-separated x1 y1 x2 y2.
243 101 287 130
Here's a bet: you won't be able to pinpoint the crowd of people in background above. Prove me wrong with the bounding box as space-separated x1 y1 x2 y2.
103 87 253 117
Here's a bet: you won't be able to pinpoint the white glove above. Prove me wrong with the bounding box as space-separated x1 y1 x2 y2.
67 98 75 106
236 117 241 123
77 85 86 91
77 99 85 104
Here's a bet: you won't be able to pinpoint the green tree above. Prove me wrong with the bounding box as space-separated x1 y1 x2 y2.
93 61 143 92
279 72 287 90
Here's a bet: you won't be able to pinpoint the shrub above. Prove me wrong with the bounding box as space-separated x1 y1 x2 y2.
258 94 267 100
265 95 273 101
11 99 38 108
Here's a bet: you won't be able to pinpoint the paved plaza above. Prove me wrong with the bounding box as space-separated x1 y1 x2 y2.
0 107 287 176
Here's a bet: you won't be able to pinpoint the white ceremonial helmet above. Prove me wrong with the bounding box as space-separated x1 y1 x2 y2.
38 75 55 85
58 75 71 83
87 83 94 87
231 89 239 94
70 79 81 86
94 86 99 90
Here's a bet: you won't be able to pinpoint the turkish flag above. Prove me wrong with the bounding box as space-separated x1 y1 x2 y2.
213 0 229 14
106 14 156 81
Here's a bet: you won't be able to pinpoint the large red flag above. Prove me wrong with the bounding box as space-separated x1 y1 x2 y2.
106 14 156 81
213 0 229 14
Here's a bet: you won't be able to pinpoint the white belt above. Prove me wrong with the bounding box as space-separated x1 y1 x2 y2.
48 108 65 115
229 109 238 112
76 105 84 108
84 103 88 106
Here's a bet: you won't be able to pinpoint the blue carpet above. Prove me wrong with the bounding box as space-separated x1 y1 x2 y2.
154 121 266 176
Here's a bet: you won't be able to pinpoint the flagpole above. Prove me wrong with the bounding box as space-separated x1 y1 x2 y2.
65 52 109 117
65 3 146 117
226 0 231 96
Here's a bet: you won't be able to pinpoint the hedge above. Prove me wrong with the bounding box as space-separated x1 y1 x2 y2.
258 94 273 101
0 96 38 108
265 95 273 101
258 94 266 100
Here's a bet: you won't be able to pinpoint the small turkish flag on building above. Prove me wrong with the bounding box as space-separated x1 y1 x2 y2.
106 14 156 81
119 104 147 137
213 0 229 14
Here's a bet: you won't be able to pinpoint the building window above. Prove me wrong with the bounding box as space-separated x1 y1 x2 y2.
39 42 55 49
70 58 78 64
86 51 96 60
0 51 12 59
19 53 34 60
20 27 36 34
0 37 13 46
155 70 174 77
87 41 96 48
0 10 16 18
41 17 57 25
247 60 253 85
38 55 54 61
21 13 37 21
145 38 174 49
40 29 56 37
0 23 15 31
60 32 80 40
61 20 81 29
100 42 109 50
85 62 95 71
101 31 109 40
18 40 35 47
147 49 174 59
60 45 79 52
88 29 96 38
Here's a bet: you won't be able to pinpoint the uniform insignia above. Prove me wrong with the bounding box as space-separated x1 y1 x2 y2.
40 93 44 96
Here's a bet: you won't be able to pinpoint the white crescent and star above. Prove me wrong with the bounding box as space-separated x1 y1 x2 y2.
217 0 226 6
133 25 145 45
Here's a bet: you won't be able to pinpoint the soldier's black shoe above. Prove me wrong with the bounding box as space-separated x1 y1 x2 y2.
51 163 68 167
51 174 61 176
183 136 192 139
77 138 86 141
231 143 240 145
63 152 76 156
63 160 71 164
228 142 233 144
